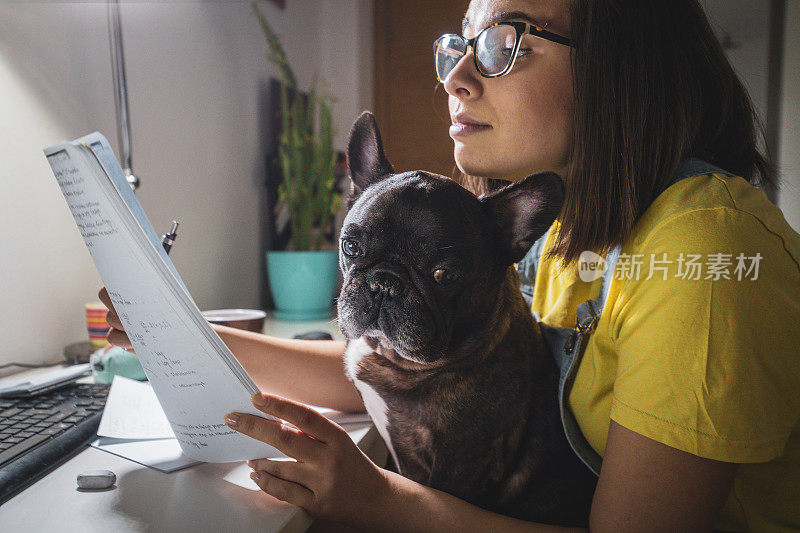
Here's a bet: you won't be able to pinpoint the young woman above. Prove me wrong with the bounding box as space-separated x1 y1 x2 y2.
101 0 800 530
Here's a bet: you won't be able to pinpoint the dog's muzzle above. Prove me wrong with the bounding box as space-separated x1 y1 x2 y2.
367 262 409 300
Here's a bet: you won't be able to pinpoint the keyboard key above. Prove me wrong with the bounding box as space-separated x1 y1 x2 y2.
43 411 77 424
5 437 24 444
0 433 50 465
0 408 22 418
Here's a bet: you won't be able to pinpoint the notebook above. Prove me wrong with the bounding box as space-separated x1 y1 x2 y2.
43 133 283 462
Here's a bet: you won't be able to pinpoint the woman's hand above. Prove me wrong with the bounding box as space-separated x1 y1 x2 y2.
97 286 135 352
226 393 390 527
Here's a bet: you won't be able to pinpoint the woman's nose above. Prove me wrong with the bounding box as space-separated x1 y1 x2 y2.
442 48 483 101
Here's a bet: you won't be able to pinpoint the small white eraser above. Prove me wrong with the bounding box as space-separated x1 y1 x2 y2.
77 470 116 490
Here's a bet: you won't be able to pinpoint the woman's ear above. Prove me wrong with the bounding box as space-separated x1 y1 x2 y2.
346 111 395 207
480 172 565 264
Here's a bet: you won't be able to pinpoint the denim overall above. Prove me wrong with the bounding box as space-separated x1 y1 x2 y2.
514 158 735 476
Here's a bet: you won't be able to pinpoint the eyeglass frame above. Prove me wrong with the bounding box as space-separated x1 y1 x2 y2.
433 21 574 81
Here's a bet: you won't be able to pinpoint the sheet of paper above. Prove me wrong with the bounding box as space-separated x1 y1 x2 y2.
44 136 279 462
90 437 200 473
97 376 174 439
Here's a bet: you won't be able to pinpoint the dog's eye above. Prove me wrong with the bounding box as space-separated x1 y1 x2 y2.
341 239 363 257
433 269 459 285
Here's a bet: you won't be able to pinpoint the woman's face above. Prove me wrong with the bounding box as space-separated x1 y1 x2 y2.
445 0 574 181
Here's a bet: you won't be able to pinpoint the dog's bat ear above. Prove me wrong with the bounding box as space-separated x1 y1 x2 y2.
480 172 565 265
346 111 395 207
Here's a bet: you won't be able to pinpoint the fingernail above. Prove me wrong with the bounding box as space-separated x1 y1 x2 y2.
224 413 240 427
246 459 254 468
250 471 261 482
252 394 268 407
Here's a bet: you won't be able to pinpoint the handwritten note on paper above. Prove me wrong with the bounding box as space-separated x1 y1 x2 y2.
44 137 279 462
98 376 175 440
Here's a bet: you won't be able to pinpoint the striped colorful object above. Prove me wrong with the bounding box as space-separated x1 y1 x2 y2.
85 302 111 350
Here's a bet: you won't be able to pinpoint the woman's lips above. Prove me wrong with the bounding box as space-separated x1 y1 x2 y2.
449 122 491 136
449 114 491 137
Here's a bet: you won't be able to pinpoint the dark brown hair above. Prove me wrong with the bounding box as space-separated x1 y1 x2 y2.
459 0 777 271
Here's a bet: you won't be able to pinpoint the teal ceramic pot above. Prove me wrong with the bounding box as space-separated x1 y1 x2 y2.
266 250 339 321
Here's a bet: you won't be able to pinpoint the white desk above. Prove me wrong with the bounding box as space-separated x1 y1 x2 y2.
1 316 384 533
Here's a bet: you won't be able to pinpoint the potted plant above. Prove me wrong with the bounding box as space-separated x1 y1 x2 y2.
254 3 342 320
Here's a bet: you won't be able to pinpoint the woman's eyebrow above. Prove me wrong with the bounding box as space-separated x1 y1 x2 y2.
462 11 548 33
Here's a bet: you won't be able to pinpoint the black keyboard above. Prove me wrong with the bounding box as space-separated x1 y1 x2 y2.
0 382 109 504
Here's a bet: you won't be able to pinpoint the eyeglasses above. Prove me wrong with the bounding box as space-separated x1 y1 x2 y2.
433 21 573 81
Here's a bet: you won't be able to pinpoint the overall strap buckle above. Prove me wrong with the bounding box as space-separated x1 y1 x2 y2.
564 302 600 355
576 314 599 335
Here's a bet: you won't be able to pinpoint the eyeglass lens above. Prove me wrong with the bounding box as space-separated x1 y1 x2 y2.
435 34 466 81
435 24 518 80
475 25 517 75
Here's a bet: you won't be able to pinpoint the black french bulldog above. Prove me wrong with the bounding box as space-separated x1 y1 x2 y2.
337 112 597 527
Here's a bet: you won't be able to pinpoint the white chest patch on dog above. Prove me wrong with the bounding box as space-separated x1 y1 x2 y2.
344 337 402 474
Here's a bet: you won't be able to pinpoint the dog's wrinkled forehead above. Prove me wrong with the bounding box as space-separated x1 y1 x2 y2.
345 171 485 242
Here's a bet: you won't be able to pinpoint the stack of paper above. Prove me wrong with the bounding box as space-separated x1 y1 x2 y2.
45 134 281 462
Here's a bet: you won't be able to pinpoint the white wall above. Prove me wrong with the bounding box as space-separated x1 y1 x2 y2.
777 0 800 232
0 1 373 373
726 38 770 138
700 0 800 231
702 0 770 127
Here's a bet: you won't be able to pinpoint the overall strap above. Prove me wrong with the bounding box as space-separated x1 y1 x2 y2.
517 226 552 317
674 157 735 180
572 245 621 334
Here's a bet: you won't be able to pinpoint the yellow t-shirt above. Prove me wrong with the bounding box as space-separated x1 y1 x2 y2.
531 172 800 532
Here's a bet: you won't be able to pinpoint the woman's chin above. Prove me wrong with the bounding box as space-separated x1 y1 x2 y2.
454 149 567 182
454 158 515 181
453 150 494 178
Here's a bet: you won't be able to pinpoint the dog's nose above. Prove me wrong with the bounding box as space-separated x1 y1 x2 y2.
367 263 408 299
